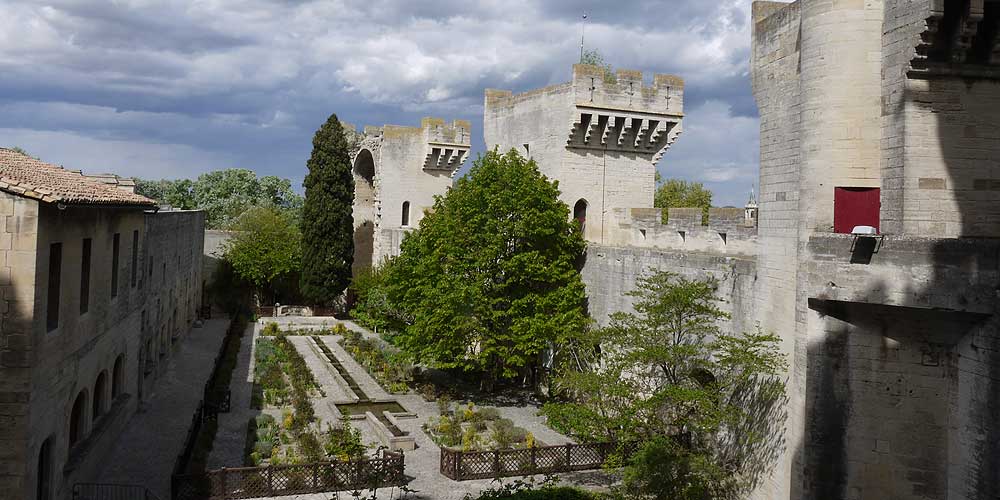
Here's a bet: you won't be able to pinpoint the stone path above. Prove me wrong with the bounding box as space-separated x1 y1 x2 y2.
95 318 231 499
207 321 257 469
290 336 357 403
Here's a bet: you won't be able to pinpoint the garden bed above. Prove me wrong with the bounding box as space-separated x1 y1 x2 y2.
248 327 369 466
423 402 542 452
339 330 414 394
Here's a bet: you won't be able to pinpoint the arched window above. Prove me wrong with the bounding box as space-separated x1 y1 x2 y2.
573 199 588 233
69 390 87 447
401 201 410 226
112 355 125 399
37 437 53 500
93 372 107 420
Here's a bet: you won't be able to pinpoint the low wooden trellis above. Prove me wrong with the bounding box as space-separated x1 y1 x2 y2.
172 451 405 500
439 442 628 481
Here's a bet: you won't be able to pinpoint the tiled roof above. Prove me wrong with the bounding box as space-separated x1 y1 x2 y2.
0 148 155 207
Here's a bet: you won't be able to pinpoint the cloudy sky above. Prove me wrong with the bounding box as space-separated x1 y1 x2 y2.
0 0 759 207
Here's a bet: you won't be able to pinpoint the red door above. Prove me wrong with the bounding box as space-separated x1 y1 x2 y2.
833 187 880 234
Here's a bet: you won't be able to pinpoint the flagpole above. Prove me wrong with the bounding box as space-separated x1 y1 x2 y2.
580 14 587 62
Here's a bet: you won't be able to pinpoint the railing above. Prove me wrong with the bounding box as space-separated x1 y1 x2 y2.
439 442 629 481
73 483 163 500
172 451 405 500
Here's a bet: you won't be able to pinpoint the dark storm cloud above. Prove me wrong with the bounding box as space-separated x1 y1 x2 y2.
0 0 759 206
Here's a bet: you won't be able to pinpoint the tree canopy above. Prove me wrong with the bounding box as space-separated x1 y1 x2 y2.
221 205 302 303
543 270 787 499
135 169 303 228
385 149 589 390
299 113 355 305
653 173 713 224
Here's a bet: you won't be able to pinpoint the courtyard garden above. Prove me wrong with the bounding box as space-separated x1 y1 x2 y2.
425 401 539 452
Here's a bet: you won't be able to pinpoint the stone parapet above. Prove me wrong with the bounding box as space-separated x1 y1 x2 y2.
603 207 757 256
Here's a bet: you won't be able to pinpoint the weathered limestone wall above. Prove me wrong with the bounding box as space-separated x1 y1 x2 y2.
484 65 683 245
350 119 469 270
0 191 37 495
581 244 757 334
604 207 757 256
750 2 803 497
2 204 204 500
801 234 1000 500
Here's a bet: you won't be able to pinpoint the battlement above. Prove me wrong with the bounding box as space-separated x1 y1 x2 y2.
604 207 757 256
419 117 470 173
571 64 685 116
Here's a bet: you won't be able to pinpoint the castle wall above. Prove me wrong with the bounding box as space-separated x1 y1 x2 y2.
350 119 469 269
604 207 757 256
750 2 804 497
1 203 204 500
484 65 683 245
581 244 757 335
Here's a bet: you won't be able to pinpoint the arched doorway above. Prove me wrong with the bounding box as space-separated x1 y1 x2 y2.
112 355 125 399
69 390 87 447
401 201 410 226
352 149 377 275
36 437 52 500
574 199 588 233
93 372 107 421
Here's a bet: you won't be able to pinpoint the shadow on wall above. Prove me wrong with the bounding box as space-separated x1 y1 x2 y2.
353 222 374 277
795 75 1000 500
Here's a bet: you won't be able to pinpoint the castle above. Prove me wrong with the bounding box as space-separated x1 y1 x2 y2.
349 1 1000 497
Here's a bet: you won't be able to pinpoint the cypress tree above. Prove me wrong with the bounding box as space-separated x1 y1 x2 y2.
300 113 355 304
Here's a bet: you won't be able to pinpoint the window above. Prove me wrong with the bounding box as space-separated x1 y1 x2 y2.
92 371 107 420
46 243 62 332
80 239 91 314
37 437 53 500
69 390 87 447
833 187 880 234
111 233 120 298
401 201 410 226
130 231 138 288
573 199 588 233
112 355 125 399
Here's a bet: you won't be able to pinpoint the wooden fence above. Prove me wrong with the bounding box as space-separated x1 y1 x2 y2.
172 452 405 500
439 442 627 481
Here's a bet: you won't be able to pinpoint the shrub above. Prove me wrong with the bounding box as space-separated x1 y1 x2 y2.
324 420 366 460
256 413 276 428
262 322 280 336
478 407 501 421
298 432 324 462
418 383 437 401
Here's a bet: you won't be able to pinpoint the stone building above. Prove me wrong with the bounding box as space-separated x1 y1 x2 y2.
349 118 470 273
0 149 205 500
484 64 685 245
752 1 1000 498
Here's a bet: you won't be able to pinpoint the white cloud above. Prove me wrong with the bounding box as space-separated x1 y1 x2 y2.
0 0 759 200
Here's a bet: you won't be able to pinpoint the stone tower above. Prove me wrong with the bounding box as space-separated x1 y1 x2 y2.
752 1 1000 498
483 64 684 244
350 118 471 274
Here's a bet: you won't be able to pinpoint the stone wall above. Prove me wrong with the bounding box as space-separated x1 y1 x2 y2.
0 190 37 495
603 207 757 256
0 202 205 500
580 244 757 334
484 65 684 245
750 2 804 496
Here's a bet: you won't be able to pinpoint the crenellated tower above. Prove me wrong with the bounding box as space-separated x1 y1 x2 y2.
484 64 684 244
349 118 471 274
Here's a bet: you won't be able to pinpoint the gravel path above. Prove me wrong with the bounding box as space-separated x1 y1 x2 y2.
206 321 257 469
94 318 231 499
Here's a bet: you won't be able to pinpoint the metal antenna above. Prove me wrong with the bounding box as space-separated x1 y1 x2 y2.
580 13 588 62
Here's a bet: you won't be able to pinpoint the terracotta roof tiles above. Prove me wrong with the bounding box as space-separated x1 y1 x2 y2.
0 148 155 207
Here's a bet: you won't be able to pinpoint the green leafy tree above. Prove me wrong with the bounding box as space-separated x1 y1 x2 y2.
222 206 302 303
543 270 787 500
654 172 713 224
580 49 615 83
300 113 355 305
134 171 302 226
386 149 589 391
349 260 410 335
